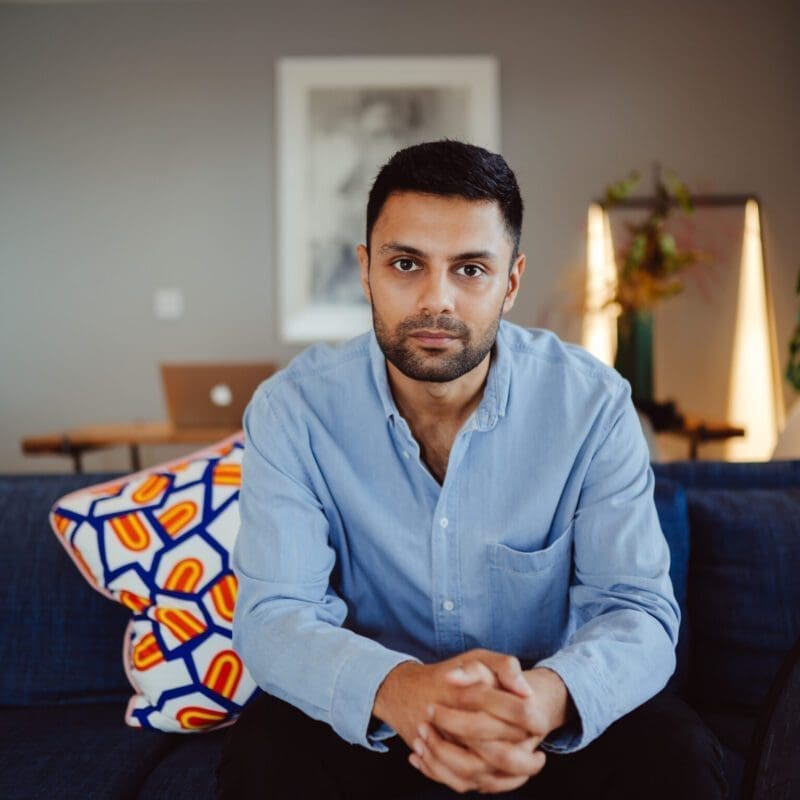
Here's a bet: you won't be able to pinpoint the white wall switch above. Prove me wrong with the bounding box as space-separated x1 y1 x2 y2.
154 288 184 320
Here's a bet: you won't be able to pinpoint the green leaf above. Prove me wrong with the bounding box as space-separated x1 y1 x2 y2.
659 233 677 258
604 171 641 205
664 170 694 212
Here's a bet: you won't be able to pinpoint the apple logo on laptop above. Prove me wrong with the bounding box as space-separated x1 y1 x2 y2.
210 383 233 408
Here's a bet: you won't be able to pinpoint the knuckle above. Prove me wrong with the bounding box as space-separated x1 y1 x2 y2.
495 747 516 773
504 754 522 774
503 655 520 672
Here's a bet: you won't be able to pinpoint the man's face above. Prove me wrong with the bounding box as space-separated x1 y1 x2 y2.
357 191 525 383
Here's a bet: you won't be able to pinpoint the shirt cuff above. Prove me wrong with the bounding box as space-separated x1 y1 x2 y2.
331 644 421 751
534 650 610 753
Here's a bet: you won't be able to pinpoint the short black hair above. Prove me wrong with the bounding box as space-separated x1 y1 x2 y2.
365 139 523 264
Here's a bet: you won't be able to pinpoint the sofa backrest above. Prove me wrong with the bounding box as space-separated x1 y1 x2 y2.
0 474 132 706
653 460 800 715
651 477 691 693
4 462 798 718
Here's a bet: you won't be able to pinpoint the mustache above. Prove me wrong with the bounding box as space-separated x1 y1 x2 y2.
396 315 469 338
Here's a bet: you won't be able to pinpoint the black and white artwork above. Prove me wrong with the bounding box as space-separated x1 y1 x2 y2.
277 57 500 342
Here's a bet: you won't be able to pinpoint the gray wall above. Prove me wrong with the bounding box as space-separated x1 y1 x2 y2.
2 0 799 473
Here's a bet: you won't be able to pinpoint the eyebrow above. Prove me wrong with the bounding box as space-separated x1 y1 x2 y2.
377 241 497 262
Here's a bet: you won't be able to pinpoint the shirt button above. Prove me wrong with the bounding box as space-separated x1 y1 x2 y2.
442 599 455 611
439 517 449 528
403 451 410 459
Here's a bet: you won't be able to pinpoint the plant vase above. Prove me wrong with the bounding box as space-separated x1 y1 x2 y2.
615 309 654 403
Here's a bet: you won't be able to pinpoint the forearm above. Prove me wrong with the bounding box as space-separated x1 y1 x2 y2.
233 578 419 749
536 607 677 752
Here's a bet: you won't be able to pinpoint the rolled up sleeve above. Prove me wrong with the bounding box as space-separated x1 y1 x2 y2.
232 387 419 750
536 382 680 752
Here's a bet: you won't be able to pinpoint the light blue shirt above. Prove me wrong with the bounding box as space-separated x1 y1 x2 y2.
232 320 680 753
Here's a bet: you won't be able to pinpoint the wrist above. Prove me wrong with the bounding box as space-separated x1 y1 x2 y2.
523 667 575 733
373 660 421 726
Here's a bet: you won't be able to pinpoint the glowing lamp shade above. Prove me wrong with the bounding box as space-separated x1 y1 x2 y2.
726 199 784 460
581 204 618 366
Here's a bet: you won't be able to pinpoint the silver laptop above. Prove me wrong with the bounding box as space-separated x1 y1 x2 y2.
160 362 278 429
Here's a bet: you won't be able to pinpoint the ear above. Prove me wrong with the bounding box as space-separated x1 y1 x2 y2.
502 253 526 314
357 243 372 304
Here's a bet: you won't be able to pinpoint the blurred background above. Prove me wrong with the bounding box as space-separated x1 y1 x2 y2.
1 0 799 473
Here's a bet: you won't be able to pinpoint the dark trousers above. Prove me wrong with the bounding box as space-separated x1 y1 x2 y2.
216 689 727 799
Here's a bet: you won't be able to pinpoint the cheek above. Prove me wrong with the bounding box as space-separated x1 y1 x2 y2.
370 280 415 313
463 284 507 317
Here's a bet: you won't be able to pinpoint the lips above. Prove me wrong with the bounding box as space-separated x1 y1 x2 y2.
409 330 459 346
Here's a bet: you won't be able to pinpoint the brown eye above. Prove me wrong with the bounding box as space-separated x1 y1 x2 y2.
457 264 485 278
392 258 420 272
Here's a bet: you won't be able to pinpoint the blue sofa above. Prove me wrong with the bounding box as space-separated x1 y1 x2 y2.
1 461 799 799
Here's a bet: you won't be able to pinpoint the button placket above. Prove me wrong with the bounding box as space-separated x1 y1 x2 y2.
429 421 474 656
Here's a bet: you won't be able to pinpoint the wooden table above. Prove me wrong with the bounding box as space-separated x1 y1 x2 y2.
661 414 746 460
21 421 240 473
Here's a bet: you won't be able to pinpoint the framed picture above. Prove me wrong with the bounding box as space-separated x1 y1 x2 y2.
276 56 500 342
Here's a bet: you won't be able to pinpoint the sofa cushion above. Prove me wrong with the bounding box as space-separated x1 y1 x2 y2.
0 474 132 706
136 728 227 800
49 436 259 732
0 703 175 800
685 488 800 714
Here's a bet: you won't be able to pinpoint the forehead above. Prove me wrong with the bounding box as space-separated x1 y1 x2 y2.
371 191 510 253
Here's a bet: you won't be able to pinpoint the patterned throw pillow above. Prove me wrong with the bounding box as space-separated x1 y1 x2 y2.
49 434 260 732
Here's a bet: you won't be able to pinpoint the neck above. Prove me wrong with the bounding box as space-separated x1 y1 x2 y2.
386 352 492 428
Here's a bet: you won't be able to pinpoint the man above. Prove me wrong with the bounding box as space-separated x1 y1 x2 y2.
217 140 726 798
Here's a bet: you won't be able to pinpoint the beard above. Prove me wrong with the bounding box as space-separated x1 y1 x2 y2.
371 304 502 383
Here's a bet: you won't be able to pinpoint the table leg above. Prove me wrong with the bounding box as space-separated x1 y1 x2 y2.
130 445 142 472
60 436 83 474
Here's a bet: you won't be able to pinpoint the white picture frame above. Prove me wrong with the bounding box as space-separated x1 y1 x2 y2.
276 56 501 343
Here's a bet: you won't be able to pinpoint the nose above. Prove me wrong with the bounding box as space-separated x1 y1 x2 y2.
416 268 455 316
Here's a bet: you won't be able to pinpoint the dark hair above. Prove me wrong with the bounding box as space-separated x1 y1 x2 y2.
365 139 523 265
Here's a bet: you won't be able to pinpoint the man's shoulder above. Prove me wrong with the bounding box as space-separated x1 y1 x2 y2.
500 321 626 395
252 331 373 406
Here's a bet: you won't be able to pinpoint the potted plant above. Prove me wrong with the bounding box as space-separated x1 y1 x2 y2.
602 168 706 406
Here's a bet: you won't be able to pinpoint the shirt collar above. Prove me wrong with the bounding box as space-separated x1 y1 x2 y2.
367 320 512 432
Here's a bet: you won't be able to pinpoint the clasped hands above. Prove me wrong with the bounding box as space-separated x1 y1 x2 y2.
373 648 572 795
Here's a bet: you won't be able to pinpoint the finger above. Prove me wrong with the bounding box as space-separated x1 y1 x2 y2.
415 722 491 786
462 650 532 698
488 655 532 697
444 660 497 688
469 736 547 777
475 767 538 795
429 702 530 743
456 683 548 735
409 752 477 795
409 740 479 795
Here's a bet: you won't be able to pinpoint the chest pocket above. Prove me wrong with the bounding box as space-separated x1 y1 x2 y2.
487 521 573 663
